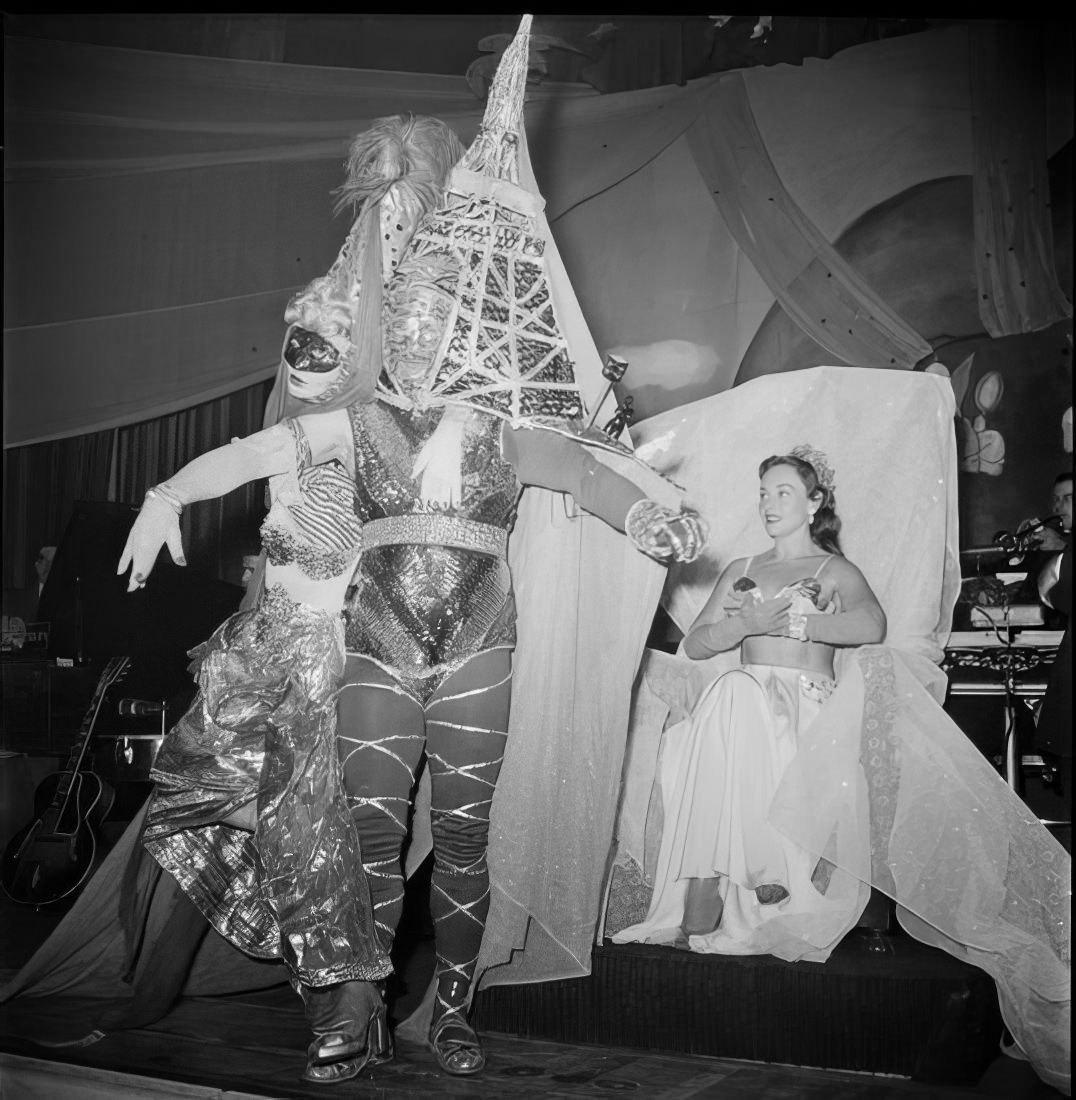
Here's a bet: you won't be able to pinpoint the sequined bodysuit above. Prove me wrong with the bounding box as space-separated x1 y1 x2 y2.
344 400 519 701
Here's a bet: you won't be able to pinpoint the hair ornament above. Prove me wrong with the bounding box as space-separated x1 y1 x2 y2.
789 443 836 491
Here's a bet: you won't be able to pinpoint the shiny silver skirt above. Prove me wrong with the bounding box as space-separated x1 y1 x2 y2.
144 585 390 986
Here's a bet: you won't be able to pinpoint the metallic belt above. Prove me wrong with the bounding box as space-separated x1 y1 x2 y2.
362 513 508 558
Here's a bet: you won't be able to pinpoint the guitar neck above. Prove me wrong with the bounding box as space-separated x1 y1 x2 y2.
50 658 128 809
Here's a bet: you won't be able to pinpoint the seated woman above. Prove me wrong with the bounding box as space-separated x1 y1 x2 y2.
616 445 886 957
611 369 1068 1095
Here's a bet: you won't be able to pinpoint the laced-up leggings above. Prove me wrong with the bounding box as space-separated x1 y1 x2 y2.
337 647 511 1023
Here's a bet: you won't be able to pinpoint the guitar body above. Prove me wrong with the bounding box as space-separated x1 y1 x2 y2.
1 654 128 907
2 771 116 906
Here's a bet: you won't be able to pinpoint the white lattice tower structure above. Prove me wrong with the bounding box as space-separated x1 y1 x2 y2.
397 14 587 423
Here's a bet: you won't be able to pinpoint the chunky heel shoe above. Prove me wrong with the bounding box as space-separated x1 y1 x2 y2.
300 980 380 1085
428 1006 486 1076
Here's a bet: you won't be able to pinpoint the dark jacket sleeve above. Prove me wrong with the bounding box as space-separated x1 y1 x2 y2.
501 424 646 532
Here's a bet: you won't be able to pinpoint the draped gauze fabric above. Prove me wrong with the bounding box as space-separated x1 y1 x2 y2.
610 367 1070 1095
688 71 933 372
8 24 1072 448
396 127 672 996
969 21 1073 338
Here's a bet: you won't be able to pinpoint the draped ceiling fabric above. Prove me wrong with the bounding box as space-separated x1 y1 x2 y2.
970 21 1073 338
688 70 934 371
5 24 1072 447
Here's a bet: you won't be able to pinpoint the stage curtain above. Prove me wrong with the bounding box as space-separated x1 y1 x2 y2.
110 381 274 586
687 71 934 371
2 382 272 593
2 431 114 592
970 20 1073 337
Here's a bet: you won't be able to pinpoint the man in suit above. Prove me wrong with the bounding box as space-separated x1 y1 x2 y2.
1033 473 1071 851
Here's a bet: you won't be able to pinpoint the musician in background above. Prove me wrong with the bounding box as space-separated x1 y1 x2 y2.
1034 476 1071 851
35 546 56 599
1014 471 1071 629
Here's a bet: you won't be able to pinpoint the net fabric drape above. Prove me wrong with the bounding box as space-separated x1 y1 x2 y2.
969 20 1072 338
686 72 934 372
608 366 1069 1095
393 129 674 1003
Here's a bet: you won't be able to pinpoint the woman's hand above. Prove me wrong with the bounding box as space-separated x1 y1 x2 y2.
117 497 186 592
738 594 792 637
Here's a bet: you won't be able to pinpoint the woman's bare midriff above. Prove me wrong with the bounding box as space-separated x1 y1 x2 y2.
741 634 835 678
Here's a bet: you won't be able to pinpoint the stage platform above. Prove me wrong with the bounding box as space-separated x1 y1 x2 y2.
0 869 1062 1099
0 997 1026 1100
473 931 1005 1086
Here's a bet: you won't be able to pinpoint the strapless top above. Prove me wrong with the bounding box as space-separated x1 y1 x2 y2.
728 556 840 618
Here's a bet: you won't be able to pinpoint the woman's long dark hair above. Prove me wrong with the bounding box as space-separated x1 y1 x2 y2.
759 454 843 555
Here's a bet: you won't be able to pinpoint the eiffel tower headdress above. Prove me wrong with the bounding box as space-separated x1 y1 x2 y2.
379 14 587 424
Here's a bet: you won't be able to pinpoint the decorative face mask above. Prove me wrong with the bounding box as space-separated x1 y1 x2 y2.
283 325 351 403
383 257 460 392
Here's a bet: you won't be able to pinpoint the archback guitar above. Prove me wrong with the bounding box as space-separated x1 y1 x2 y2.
2 655 129 906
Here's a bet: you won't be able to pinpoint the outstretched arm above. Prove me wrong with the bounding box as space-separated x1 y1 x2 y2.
502 424 706 562
117 409 351 592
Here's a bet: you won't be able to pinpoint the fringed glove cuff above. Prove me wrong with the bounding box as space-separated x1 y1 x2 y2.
625 500 708 563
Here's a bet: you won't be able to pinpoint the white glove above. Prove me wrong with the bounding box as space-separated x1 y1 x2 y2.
117 493 186 592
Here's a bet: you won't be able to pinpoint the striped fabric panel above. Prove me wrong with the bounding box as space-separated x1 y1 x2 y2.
289 462 361 552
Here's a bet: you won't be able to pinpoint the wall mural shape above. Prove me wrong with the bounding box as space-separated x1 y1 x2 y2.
953 356 1007 477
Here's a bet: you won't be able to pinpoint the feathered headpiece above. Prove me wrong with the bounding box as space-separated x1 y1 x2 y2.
789 443 836 491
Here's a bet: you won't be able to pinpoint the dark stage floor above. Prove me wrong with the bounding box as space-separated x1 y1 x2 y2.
0 888 1064 1100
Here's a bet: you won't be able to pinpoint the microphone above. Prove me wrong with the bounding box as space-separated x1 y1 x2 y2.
118 698 165 718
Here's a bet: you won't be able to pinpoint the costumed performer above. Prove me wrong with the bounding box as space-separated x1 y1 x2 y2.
608 366 1069 1095
269 16 706 1077
0 110 470 1072
335 23 706 1070
116 348 396 1085
616 447 886 953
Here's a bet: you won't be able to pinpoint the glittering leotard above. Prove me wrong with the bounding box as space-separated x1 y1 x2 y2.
344 400 519 701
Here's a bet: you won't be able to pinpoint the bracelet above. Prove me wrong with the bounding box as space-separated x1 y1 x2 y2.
145 484 184 516
788 611 808 642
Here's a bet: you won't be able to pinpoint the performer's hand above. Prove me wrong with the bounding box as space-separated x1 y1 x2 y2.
629 503 704 563
739 595 792 638
117 497 186 592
